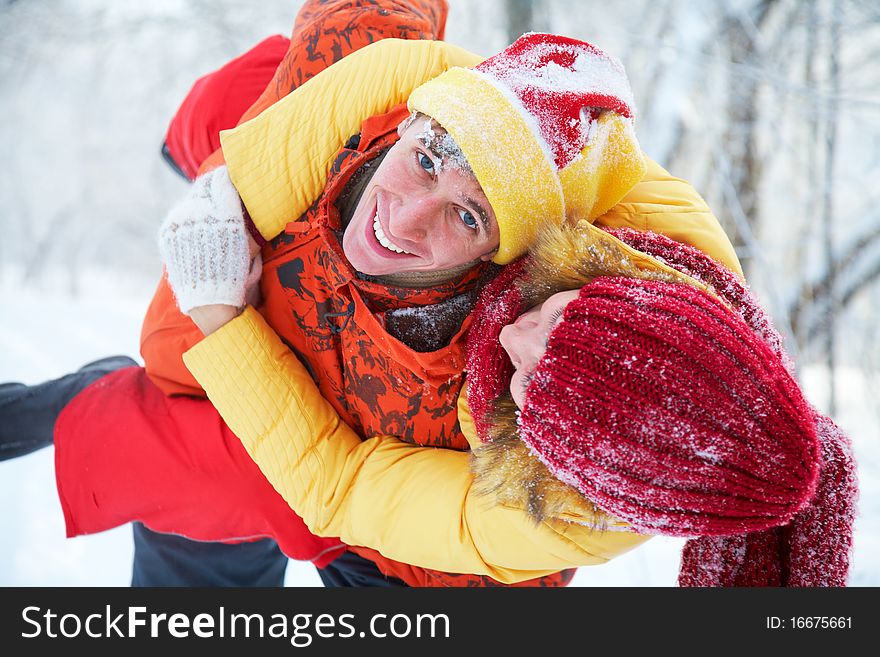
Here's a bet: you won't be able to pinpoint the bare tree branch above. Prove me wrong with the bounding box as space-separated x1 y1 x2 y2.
791 224 880 344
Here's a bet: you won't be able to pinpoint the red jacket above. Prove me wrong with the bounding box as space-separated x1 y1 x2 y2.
163 35 290 181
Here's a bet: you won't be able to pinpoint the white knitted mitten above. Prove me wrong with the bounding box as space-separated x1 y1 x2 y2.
158 165 252 314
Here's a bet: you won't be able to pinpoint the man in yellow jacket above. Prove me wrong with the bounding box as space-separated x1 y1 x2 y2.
0 3 741 587
151 28 739 587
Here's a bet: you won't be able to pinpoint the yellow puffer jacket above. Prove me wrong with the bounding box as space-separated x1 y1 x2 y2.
183 38 743 583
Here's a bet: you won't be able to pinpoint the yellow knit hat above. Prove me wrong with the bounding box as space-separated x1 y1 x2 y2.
408 33 646 264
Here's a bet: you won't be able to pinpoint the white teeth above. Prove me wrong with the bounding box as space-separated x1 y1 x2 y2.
373 216 411 254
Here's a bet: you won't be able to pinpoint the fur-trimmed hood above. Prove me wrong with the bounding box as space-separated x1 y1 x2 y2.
468 221 749 527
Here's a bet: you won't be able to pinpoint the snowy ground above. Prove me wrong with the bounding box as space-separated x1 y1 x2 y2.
1 269 877 587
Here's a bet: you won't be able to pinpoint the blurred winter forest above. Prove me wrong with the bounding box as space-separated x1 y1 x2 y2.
0 0 878 586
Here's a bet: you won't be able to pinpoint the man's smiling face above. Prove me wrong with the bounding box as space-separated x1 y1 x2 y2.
342 116 500 276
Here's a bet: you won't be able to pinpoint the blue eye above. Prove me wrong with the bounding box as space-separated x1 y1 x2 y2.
458 208 478 230
418 152 435 175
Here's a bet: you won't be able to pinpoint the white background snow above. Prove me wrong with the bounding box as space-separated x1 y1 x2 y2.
1 0 877 586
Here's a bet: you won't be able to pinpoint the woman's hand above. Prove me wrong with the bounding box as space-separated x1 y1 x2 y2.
158 165 255 315
189 304 242 336
190 250 262 336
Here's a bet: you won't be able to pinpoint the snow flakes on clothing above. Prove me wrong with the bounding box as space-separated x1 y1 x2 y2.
679 412 858 587
476 33 636 170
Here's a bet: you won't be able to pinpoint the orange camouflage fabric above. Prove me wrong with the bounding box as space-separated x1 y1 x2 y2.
258 105 479 450
255 103 573 587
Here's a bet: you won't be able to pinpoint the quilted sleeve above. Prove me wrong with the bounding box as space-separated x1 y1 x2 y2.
595 157 743 276
183 307 649 583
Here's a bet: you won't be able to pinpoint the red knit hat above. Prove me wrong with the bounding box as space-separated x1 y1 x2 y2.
678 412 858 586
518 277 821 536
466 228 858 586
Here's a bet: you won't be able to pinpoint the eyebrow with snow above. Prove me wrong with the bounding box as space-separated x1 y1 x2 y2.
416 122 490 232
461 194 491 232
416 120 474 176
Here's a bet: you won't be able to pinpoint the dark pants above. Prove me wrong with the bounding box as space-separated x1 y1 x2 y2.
132 525 408 587
0 356 137 461
131 522 288 587
317 550 408 587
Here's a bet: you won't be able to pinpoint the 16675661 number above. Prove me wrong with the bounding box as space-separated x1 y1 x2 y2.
791 617 851 629
767 616 852 630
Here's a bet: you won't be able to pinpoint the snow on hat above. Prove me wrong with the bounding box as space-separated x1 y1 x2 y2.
466 227 857 585
408 33 646 264
678 411 858 586
517 277 822 537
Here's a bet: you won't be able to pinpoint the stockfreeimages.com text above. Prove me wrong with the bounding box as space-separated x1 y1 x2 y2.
21 605 450 646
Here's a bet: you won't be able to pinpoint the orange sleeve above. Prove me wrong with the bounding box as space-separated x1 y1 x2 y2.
140 276 207 397
142 0 449 396
197 0 449 176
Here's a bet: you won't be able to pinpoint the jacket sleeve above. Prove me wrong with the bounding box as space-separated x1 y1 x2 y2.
197 0 452 176
183 307 649 584
595 157 743 277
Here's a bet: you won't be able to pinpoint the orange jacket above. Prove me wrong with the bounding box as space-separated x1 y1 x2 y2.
242 104 572 587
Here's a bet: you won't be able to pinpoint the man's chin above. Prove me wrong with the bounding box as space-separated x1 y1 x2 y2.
344 243 421 276
347 254 408 277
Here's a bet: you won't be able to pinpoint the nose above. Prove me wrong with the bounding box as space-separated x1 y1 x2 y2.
498 321 544 373
498 324 521 367
387 193 442 242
